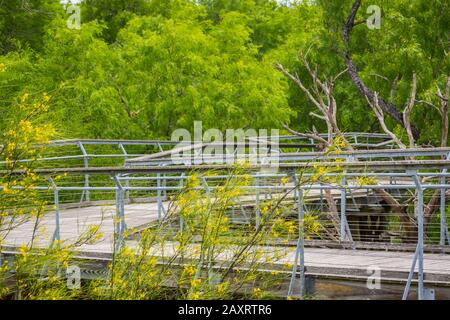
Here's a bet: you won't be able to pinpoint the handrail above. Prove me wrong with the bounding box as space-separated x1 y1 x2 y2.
2 159 450 176
127 147 450 165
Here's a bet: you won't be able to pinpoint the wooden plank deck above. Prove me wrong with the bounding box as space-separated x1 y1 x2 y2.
2 188 365 247
2 200 450 287
3 202 167 247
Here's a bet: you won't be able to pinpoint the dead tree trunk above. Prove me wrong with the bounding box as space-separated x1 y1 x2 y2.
342 0 420 139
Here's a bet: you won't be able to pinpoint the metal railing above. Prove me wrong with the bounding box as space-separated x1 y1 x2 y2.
1 137 449 300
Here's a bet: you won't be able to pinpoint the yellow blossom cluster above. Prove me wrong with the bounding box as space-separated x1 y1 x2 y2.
356 176 377 186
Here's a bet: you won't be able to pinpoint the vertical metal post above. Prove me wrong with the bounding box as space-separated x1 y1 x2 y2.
78 142 90 202
402 245 419 300
440 153 450 246
319 187 324 211
113 176 126 251
48 177 60 243
288 174 305 298
118 143 130 202
340 184 347 242
412 172 424 300
440 175 447 246
179 173 185 233
340 162 353 242
297 187 305 296
163 174 167 200
417 185 424 300
157 173 162 220
53 188 60 242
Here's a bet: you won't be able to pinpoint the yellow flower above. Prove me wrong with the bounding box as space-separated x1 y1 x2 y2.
356 176 377 186
2 185 10 194
18 244 28 254
0 63 6 72
270 271 279 276
19 120 33 133
216 282 228 294
183 265 196 276
286 221 296 235
191 279 202 288
189 292 200 300
253 287 263 298
20 93 29 103
280 176 290 185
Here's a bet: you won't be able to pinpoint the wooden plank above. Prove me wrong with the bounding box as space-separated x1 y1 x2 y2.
2 201 450 285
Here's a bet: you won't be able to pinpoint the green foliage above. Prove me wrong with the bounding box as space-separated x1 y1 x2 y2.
315 0 450 143
1 1 449 300
0 0 64 54
0 0 448 141
0 1 294 139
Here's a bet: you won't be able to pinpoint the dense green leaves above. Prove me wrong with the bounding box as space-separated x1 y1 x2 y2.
0 0 448 144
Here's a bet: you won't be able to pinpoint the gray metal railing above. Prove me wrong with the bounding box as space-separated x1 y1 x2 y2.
1 137 449 300
5 163 447 300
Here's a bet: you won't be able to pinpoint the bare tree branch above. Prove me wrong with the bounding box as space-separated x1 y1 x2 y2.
275 63 323 111
309 112 327 122
332 68 349 83
282 123 328 148
324 190 342 237
276 60 352 149
374 189 417 241
365 92 406 149
403 74 417 147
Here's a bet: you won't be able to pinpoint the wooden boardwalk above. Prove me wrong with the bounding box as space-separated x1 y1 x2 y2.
3 201 450 293
3 202 168 247
3 188 365 247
